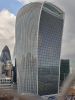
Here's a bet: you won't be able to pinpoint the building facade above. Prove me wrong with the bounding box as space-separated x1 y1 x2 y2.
13 59 17 84
1 45 11 64
16 2 64 95
60 59 70 86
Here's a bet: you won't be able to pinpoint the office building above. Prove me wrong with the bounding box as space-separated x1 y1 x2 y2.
1 45 11 64
0 46 13 78
5 60 13 78
13 59 17 84
60 59 70 86
16 2 64 95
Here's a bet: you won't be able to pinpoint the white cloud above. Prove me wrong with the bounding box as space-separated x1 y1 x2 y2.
0 9 16 58
17 0 54 4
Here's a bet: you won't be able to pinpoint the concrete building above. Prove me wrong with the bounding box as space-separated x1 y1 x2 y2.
16 2 64 95
5 60 13 78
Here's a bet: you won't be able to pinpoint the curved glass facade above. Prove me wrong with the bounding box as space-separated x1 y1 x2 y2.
16 2 64 95
38 7 64 95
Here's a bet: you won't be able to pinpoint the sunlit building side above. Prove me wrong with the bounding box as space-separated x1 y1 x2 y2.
16 2 64 95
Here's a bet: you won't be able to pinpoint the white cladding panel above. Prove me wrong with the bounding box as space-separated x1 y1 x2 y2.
16 3 42 94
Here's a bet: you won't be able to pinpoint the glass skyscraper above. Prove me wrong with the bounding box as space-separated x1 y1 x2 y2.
60 59 70 86
15 2 64 95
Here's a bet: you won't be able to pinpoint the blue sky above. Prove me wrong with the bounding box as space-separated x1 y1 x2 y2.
0 0 23 15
